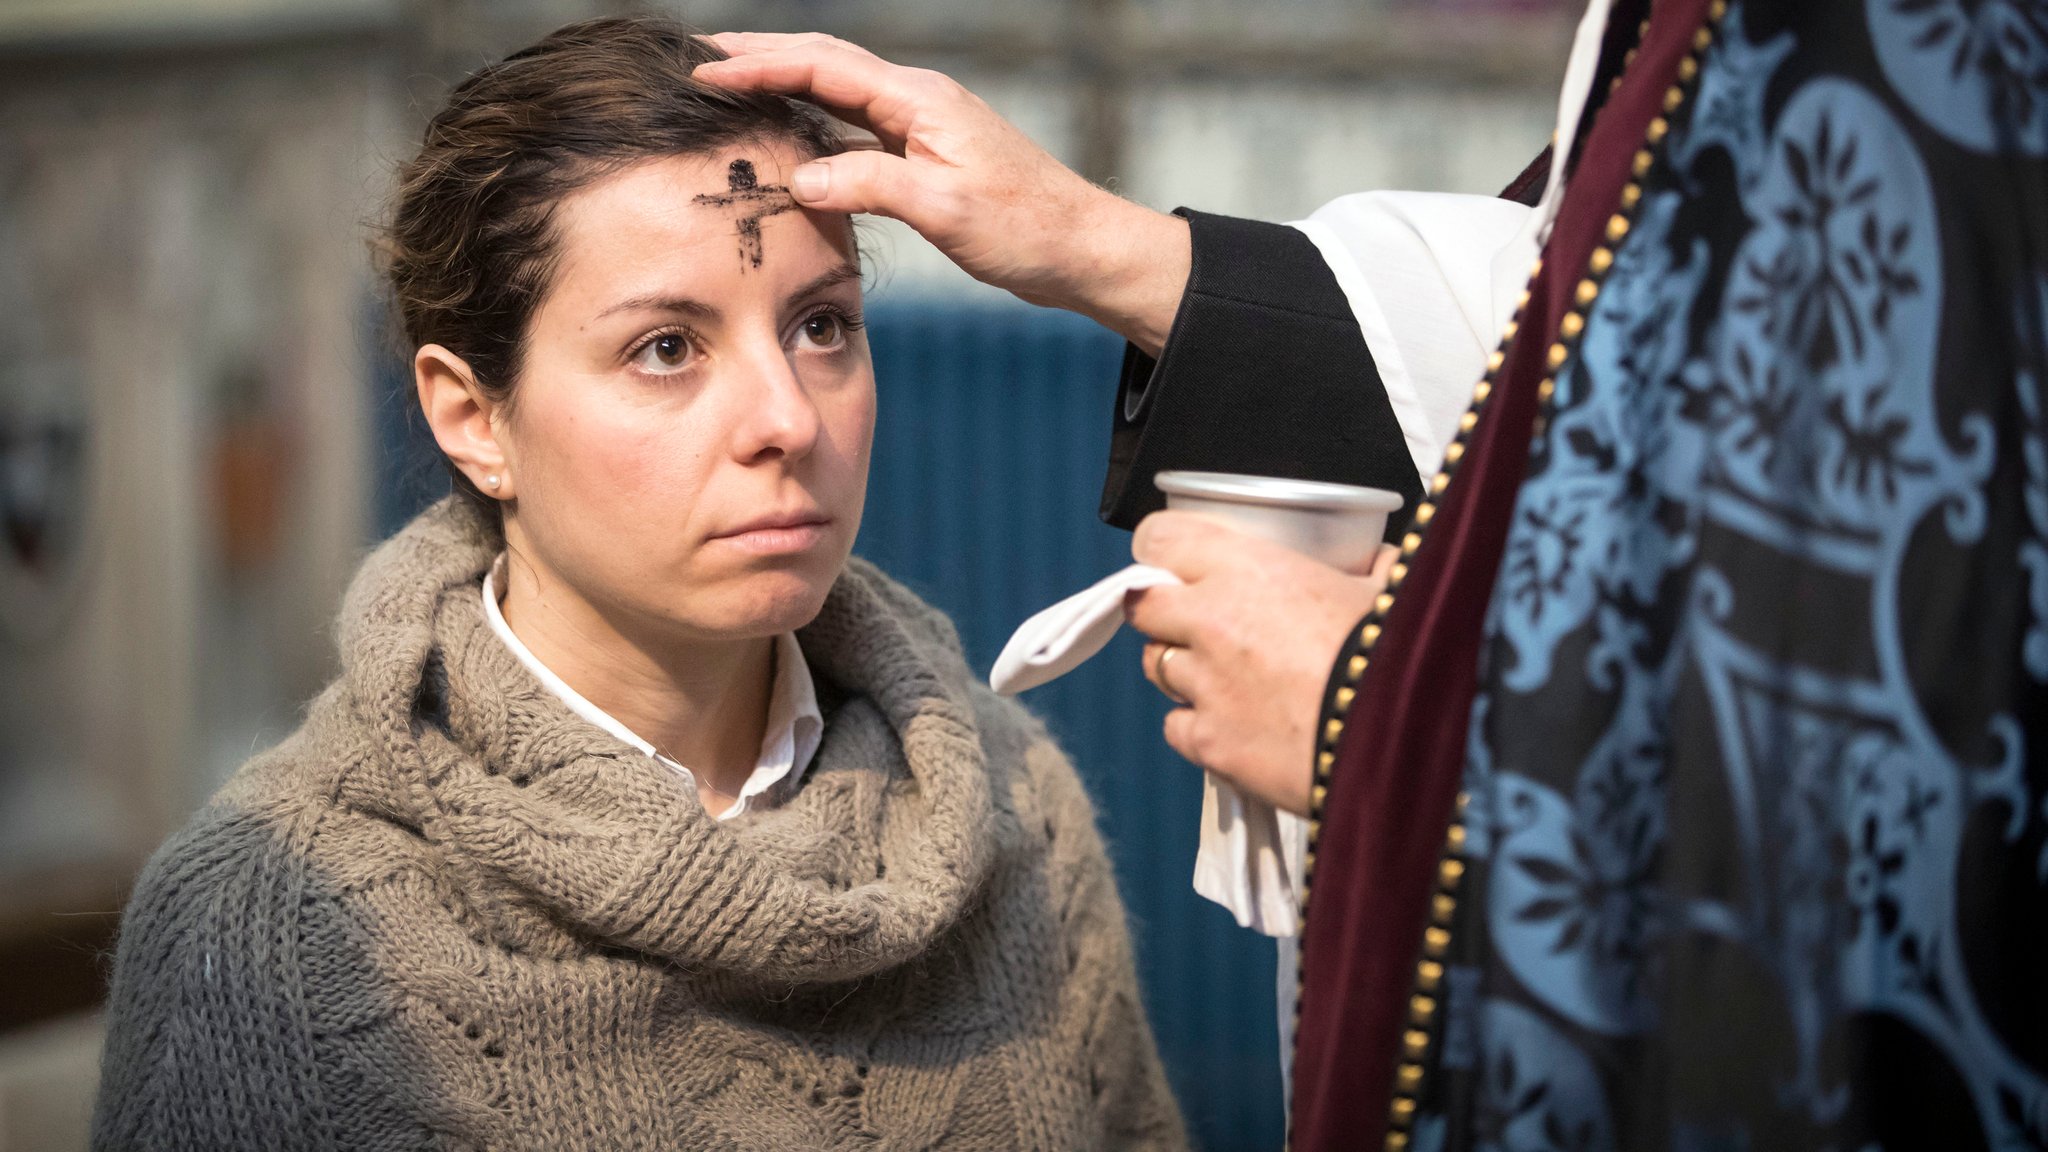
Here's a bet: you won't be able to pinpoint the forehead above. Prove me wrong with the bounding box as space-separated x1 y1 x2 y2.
546 143 848 298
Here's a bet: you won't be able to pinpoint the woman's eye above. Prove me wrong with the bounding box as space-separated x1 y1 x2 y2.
634 333 694 374
799 312 846 349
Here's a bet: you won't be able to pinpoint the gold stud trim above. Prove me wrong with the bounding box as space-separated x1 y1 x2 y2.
1288 11 1720 1123
1317 6 1721 1137
1423 927 1451 958
1416 960 1444 993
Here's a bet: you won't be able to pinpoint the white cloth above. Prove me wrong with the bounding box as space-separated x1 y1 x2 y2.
991 563 1308 936
480 553 823 818
1285 0 1620 488
990 563 1180 695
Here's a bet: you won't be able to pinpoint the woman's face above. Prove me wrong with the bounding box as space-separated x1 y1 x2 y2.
492 141 874 642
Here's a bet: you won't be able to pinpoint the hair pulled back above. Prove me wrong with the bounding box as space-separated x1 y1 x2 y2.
379 15 842 508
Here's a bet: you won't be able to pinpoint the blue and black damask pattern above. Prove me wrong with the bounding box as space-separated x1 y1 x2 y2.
1415 3 2048 1149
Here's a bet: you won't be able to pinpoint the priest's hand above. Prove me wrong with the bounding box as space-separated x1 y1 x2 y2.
692 34 1189 356
1124 512 1397 817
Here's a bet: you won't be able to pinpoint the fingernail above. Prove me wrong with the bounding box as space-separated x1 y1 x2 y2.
791 163 830 202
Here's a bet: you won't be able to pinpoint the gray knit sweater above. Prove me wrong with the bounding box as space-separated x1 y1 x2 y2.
93 498 1185 1151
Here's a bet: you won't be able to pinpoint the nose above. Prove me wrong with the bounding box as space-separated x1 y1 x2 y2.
728 339 822 465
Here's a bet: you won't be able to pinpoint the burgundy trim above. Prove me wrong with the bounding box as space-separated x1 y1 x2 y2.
1498 145 1553 208
1288 1 1714 1147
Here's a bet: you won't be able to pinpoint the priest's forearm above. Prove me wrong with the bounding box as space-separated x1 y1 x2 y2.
1009 194 1190 359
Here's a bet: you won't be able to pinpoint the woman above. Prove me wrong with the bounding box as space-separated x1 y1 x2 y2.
91 17 1185 1151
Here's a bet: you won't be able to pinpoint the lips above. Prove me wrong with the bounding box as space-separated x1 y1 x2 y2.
711 509 832 540
707 508 835 557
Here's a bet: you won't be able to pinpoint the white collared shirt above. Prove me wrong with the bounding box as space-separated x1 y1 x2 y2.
480 553 823 819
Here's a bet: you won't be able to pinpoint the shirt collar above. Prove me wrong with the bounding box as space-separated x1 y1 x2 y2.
480 552 822 819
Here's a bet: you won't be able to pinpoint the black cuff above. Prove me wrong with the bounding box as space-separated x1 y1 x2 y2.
1098 209 1424 536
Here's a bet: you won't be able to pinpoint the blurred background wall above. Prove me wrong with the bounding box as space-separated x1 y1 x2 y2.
0 0 1569 1147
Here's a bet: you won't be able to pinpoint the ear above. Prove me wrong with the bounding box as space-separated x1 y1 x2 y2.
415 344 516 500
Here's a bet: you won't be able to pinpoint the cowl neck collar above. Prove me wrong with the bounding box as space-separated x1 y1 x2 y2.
328 497 996 983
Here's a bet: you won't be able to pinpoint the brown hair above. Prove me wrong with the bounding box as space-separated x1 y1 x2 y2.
379 15 842 510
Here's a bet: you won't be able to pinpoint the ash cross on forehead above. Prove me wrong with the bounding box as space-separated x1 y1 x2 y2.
691 159 799 270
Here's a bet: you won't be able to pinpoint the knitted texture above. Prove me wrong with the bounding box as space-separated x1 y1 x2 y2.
93 497 1186 1151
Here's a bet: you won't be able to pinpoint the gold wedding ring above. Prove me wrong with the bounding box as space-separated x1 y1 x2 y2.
1156 644 1192 706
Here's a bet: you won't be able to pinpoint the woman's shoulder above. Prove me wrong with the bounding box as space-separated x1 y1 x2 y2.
98 701 437 1151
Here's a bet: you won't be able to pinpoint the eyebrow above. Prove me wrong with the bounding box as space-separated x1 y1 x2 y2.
596 261 862 322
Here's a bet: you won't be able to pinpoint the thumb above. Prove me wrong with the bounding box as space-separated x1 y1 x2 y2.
1132 510 1248 581
787 151 928 220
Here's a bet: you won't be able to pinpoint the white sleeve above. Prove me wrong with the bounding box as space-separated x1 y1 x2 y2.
1290 191 1541 481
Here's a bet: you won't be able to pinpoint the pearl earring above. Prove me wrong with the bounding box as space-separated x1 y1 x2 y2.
486 475 502 490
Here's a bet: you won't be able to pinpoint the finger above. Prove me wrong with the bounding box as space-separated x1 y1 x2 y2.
785 151 932 217
1142 641 1168 688
702 32 869 59
1158 644 1206 705
1131 510 1258 581
1141 642 1199 701
691 43 936 143
1369 542 1401 582
1123 583 1203 648
1161 707 1209 770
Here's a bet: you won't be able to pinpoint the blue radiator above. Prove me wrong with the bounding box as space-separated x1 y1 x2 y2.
373 299 1284 1151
